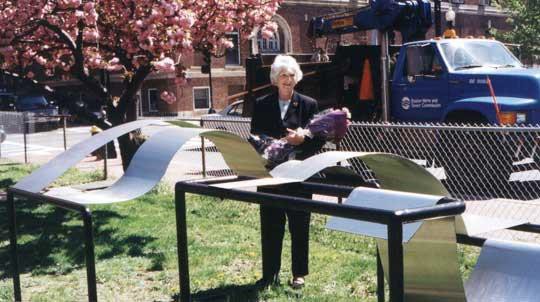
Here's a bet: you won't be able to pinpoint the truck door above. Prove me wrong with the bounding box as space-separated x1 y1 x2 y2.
391 44 449 122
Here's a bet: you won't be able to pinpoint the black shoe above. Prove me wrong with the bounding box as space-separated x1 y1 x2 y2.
255 275 280 289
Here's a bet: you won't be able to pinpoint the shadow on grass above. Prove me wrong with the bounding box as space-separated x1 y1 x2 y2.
0 163 23 167
175 283 263 302
0 198 162 278
0 178 15 189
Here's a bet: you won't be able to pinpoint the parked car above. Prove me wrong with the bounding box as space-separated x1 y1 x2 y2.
0 93 16 111
15 95 60 124
203 100 244 118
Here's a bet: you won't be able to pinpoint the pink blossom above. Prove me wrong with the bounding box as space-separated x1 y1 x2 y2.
218 38 234 49
153 57 175 73
0 0 284 106
35 56 47 65
83 29 99 42
160 91 177 104
261 29 274 39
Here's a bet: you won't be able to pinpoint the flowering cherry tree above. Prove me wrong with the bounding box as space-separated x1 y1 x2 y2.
0 0 282 167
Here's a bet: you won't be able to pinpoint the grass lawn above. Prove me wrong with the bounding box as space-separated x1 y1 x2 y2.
0 161 480 301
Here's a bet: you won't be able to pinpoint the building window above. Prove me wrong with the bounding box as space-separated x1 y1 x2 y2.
257 31 281 53
225 32 241 65
147 88 158 112
193 87 210 109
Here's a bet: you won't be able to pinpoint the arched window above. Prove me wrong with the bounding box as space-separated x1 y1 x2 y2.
257 31 281 53
251 14 292 54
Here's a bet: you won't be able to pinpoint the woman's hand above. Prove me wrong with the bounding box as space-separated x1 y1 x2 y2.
285 128 305 145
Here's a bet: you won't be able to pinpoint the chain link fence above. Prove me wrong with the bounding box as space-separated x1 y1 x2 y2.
341 123 540 201
0 111 69 163
0 111 26 134
196 117 540 201
4 111 540 202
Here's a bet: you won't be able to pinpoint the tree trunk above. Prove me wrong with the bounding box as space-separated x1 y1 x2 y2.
117 129 145 171
106 65 152 171
109 101 144 171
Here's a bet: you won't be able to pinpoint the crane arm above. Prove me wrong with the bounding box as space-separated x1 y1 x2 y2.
309 0 432 42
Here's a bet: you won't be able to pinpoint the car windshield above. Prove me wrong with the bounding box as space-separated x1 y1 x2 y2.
17 96 49 110
439 40 522 70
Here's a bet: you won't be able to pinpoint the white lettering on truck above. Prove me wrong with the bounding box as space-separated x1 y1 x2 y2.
403 97 440 109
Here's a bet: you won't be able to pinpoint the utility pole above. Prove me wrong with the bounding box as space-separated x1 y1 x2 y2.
434 0 442 37
202 51 215 113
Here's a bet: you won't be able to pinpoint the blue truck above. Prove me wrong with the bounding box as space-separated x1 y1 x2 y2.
390 38 538 125
304 0 540 198
309 0 540 125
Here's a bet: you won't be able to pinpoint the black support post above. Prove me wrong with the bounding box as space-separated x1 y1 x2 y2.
387 220 404 302
376 248 385 302
8 191 22 302
175 191 191 302
82 208 98 302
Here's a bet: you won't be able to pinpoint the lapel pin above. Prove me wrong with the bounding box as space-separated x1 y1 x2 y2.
293 101 298 107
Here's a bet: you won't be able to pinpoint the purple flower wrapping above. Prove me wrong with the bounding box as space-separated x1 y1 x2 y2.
263 139 295 164
248 109 350 167
248 134 295 166
306 109 350 143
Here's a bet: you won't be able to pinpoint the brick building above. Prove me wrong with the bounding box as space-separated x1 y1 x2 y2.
50 0 512 117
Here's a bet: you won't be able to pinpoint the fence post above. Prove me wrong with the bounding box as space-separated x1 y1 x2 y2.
62 116 67 150
336 142 342 204
103 144 108 180
23 115 28 164
200 119 207 178
0 125 4 158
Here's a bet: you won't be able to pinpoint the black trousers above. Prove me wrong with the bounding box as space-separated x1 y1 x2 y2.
259 187 311 281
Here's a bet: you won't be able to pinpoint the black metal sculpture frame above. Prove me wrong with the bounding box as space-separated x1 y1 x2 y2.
174 178 466 302
8 187 98 302
9 176 540 302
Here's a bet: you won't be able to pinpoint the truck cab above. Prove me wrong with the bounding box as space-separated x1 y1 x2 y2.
391 38 540 124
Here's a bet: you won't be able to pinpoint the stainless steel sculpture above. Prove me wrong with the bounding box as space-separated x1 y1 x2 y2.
325 155 466 302
10 119 540 302
14 119 164 193
15 121 268 203
465 239 540 302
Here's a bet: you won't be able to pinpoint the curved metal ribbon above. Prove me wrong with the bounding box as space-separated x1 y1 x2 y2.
14 120 166 193
15 120 268 204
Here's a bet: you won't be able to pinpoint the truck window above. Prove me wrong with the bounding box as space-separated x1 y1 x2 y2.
439 40 522 70
405 45 440 77
452 48 475 67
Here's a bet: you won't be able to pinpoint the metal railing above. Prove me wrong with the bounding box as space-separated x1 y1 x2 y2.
175 178 466 302
196 117 540 201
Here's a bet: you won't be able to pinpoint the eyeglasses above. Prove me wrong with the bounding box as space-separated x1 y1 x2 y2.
279 73 295 79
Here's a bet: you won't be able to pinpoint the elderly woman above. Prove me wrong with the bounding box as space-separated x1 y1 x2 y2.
251 55 324 289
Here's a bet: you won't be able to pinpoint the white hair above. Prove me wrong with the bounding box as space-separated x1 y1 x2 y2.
270 55 303 85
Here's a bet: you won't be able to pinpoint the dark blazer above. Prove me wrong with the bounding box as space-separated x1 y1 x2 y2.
251 91 325 160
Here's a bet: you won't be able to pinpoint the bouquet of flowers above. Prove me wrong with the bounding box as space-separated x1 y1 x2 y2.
249 108 351 166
